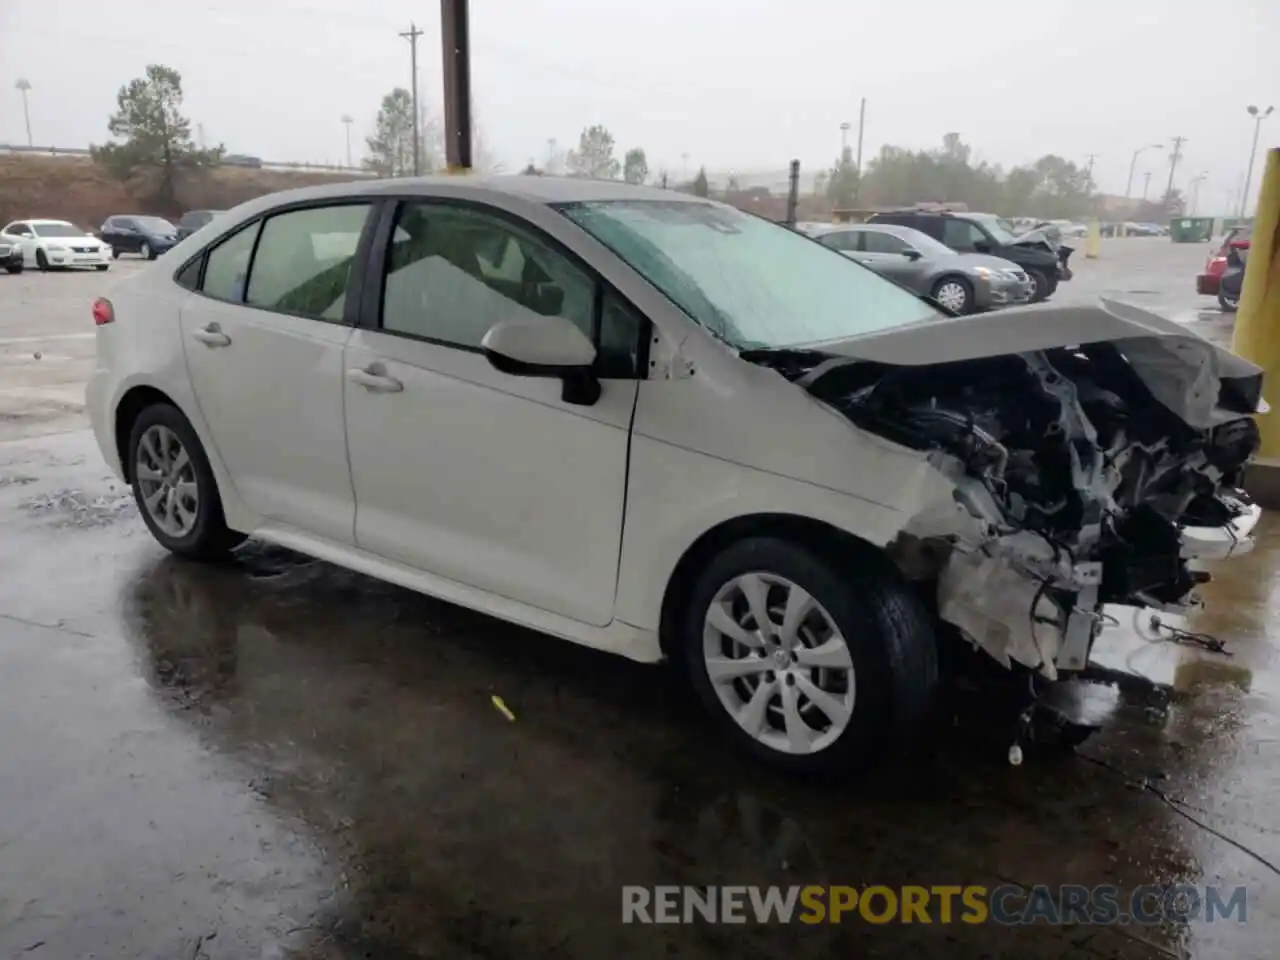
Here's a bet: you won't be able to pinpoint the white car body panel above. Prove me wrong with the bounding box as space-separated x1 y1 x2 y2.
178 296 357 545
344 327 636 628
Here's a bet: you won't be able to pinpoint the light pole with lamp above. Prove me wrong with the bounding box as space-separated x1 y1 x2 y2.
14 78 33 147
1125 143 1162 198
1241 105 1275 216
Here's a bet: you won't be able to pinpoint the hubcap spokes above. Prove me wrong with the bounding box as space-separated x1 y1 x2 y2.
136 424 199 538
703 573 856 755
937 283 966 312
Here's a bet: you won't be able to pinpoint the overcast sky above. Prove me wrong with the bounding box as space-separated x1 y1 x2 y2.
2 0 1276 209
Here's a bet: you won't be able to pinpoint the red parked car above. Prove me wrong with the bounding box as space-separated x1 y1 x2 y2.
1197 225 1252 296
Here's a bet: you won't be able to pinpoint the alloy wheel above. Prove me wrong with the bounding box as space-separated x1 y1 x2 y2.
935 281 969 313
135 424 200 538
702 572 856 755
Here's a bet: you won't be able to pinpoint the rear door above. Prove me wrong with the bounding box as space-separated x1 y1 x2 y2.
178 200 375 544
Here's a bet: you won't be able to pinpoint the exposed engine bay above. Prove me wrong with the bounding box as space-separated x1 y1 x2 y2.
747 323 1263 683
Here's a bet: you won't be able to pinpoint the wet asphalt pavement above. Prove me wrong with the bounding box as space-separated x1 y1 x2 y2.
1 242 1278 959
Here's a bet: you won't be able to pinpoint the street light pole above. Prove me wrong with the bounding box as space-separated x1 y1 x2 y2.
340 114 353 168
14 78 32 147
839 121 850 153
1142 171 1152 202
1125 143 1162 198
1241 105 1275 217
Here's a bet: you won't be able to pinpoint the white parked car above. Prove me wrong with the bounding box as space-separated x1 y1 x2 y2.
0 219 111 271
86 177 1262 775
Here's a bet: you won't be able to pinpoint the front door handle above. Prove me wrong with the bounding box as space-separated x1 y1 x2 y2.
347 364 403 393
191 323 231 347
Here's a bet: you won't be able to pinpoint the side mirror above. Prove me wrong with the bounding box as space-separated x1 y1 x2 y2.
481 315 601 406
901 248 923 261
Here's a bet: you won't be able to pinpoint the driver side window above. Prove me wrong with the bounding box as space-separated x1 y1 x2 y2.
942 219 987 251
380 202 596 350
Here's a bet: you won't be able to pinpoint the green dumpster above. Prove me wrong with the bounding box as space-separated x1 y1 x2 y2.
1170 216 1215 243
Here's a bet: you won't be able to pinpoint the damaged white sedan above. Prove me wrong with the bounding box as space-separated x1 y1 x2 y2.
87 178 1262 776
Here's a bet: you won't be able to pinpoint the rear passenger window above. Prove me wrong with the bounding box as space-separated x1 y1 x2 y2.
820 232 860 252
175 257 202 291
246 204 371 321
201 222 260 303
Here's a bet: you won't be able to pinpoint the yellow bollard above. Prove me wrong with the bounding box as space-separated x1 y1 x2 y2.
1084 219 1101 259
1231 148 1280 507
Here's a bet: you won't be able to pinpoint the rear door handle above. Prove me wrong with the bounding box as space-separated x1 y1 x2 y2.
191 323 231 347
347 364 403 393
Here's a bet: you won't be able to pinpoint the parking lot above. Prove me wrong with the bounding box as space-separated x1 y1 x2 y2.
1 241 1277 959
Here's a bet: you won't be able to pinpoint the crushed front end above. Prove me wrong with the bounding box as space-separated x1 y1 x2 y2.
749 307 1263 725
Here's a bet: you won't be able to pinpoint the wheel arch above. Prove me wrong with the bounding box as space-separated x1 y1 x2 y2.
115 385 180 483
657 513 897 659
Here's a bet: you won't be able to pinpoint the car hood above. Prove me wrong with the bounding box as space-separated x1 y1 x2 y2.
41 234 102 245
940 253 1023 272
766 298 1264 429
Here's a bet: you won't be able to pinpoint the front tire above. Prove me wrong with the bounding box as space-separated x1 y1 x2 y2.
1027 268 1051 302
141 241 154 260
127 404 245 560
95 264 109 272
36 249 49 272
679 536 938 778
931 276 973 314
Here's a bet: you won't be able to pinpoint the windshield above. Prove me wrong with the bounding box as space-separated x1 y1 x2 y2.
557 200 937 350
136 217 176 232
969 214 1019 244
32 222 87 238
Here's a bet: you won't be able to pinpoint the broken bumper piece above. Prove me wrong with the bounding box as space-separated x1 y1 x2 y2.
1180 500 1262 561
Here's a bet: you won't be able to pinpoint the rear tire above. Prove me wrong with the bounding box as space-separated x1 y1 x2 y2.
679 536 938 778
141 241 154 260
95 264 109 272
1218 289 1239 312
4 265 20 275
931 275 973 315
127 403 245 561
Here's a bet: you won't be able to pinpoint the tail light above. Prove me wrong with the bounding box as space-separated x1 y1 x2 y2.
1228 239 1251 250
92 297 114 326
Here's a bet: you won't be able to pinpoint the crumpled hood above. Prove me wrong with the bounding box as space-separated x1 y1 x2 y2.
788 298 1265 429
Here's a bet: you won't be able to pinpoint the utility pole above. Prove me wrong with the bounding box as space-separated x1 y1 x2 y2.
1163 136 1186 208
1142 171 1152 202
1241 105 1275 216
440 0 472 171
853 97 866 204
15 78 32 146
546 137 557 174
341 114 354 168
196 123 206 150
399 21 424 176
785 159 800 227
1083 153 1097 181
839 121 850 153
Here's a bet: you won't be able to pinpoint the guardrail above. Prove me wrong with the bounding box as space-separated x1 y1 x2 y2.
0 143 372 176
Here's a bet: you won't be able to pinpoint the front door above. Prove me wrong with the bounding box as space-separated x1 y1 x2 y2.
343 199 643 626
179 202 373 544
857 230 920 288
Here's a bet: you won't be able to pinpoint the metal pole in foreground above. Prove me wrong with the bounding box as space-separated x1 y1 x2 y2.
785 160 800 227
441 0 473 172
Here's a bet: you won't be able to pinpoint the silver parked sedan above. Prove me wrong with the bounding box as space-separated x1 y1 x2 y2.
810 223 1033 314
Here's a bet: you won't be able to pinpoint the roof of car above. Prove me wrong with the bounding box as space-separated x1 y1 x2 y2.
28 219 77 226
230 174 703 213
